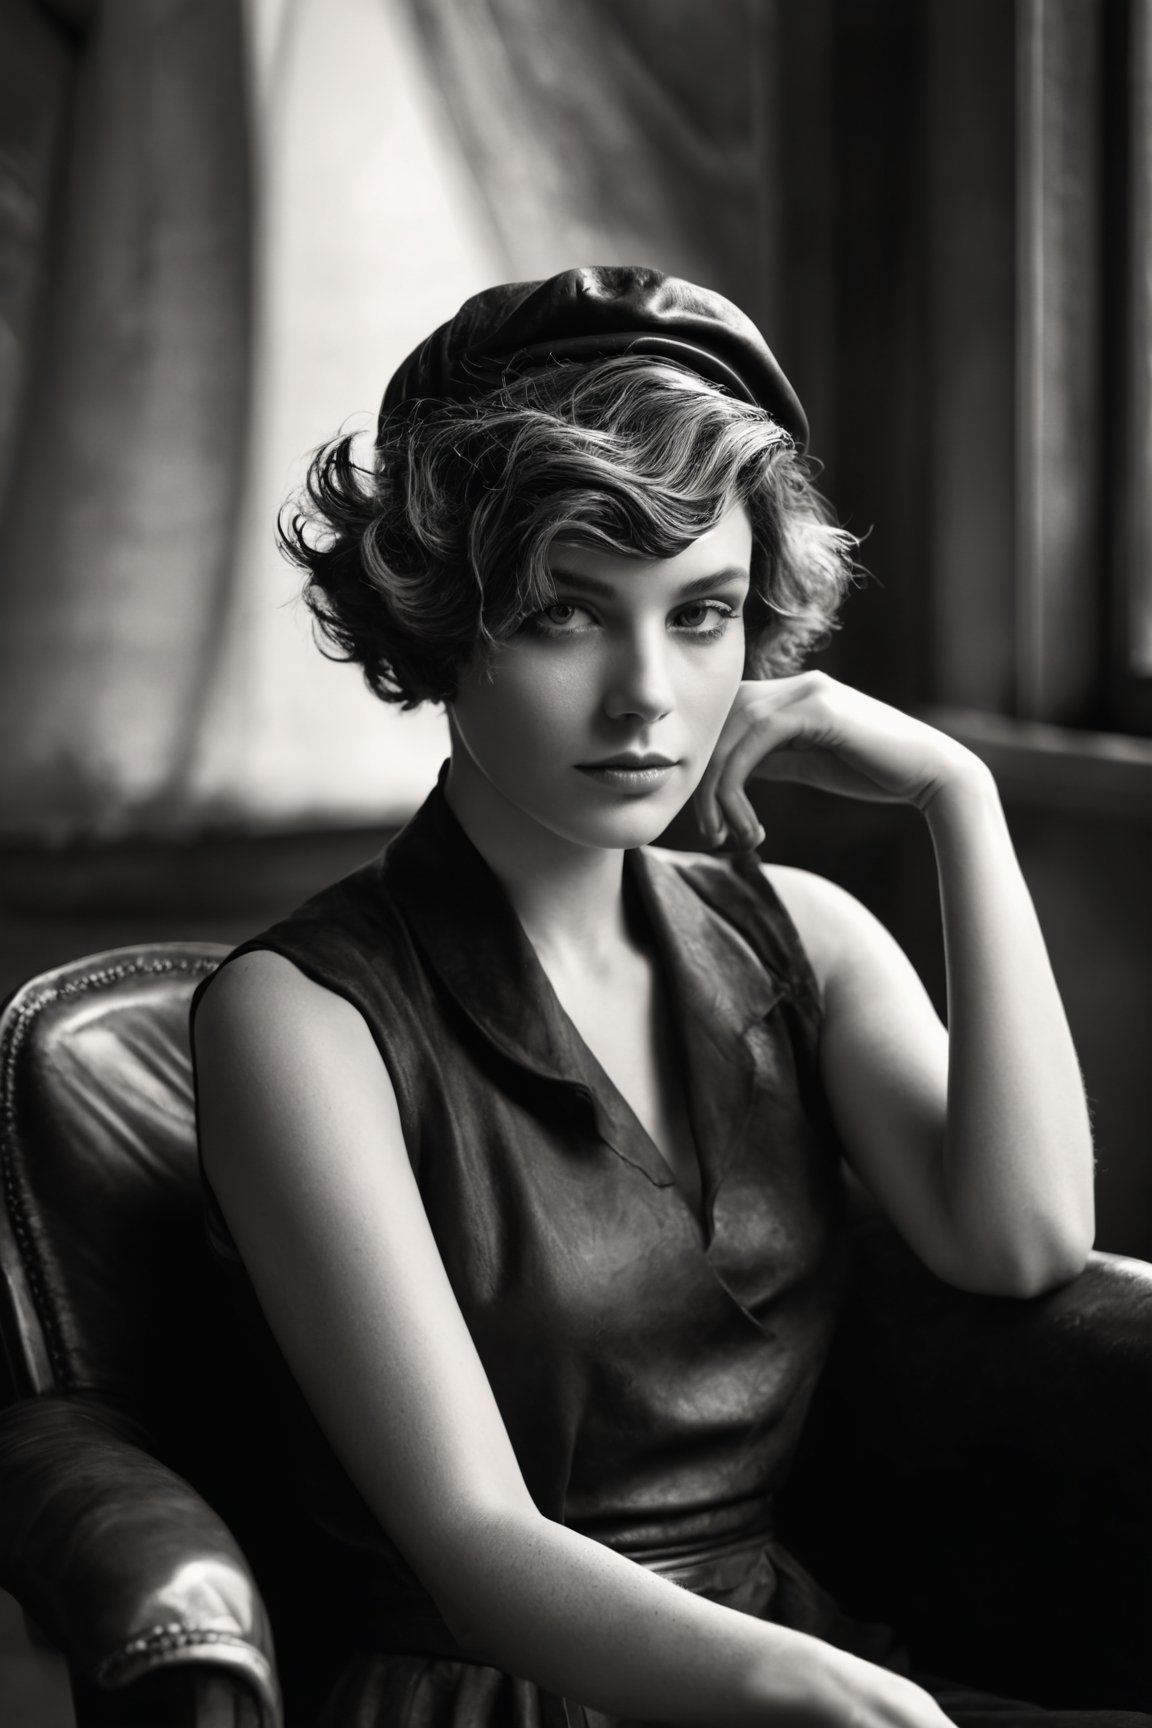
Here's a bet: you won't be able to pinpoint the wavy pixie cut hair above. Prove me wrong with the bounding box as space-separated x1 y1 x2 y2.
279 355 857 709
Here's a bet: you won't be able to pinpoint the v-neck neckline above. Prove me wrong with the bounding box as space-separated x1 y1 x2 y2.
526 858 709 1236
381 763 787 1247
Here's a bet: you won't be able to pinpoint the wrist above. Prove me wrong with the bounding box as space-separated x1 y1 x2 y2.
918 748 999 827
738 1627 852 1727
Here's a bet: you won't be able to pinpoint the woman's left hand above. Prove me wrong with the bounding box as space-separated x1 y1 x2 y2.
693 671 979 849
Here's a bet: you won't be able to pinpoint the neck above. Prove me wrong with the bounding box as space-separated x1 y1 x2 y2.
443 752 638 970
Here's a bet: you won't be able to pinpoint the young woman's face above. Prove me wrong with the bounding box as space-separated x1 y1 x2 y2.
448 503 753 852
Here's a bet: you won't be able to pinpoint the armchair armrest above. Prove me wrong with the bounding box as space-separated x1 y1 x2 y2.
842 1230 1152 1479
0 1394 281 1726
785 1225 1152 1708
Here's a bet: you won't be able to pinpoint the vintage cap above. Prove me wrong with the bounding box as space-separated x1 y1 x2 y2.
380 264 808 448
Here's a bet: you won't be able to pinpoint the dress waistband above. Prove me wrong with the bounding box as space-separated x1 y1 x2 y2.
618 1514 777 1577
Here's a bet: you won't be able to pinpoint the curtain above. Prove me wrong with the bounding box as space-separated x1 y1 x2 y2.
0 0 785 839
0 0 500 839
399 0 781 328
0 0 251 839
178 0 494 829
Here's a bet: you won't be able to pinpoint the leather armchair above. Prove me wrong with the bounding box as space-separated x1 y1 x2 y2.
0 944 1148 1725
0 945 302 1727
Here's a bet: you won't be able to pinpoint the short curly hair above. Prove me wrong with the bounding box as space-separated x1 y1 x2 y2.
279 355 857 709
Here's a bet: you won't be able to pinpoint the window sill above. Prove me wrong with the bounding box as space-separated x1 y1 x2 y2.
922 707 1152 820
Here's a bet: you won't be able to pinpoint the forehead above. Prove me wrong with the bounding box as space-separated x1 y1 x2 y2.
549 503 753 594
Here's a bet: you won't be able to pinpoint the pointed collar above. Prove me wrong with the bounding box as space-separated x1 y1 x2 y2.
379 763 787 1209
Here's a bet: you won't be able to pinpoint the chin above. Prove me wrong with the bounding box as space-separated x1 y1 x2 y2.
552 797 688 853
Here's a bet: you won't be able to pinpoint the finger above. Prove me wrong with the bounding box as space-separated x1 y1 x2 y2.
719 780 763 851
701 719 767 850
715 708 808 846
695 677 814 842
694 709 756 842
690 790 729 849
698 718 767 845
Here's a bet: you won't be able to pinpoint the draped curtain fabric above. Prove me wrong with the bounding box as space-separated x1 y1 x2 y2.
0 0 252 839
0 2 73 518
399 0 783 332
177 0 487 831
0 0 489 840
0 0 782 840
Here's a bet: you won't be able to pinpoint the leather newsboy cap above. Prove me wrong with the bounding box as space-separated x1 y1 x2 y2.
380 264 809 448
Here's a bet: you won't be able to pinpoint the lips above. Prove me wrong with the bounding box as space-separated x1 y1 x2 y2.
579 755 677 769
574 757 680 797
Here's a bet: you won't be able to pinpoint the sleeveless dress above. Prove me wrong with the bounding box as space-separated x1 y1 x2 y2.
190 764 1151 1728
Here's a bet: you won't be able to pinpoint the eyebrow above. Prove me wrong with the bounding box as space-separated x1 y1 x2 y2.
548 565 750 600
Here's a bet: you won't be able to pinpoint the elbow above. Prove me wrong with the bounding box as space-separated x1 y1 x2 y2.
986 1249 1090 1299
956 1223 1094 1299
937 1159 1096 1298
1011 1192 1096 1296
1024 1230 1095 1295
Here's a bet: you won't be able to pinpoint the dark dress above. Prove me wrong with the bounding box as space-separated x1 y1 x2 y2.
190 764 1150 1728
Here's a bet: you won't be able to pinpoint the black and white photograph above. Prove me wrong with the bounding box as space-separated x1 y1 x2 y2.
0 3 1150 1726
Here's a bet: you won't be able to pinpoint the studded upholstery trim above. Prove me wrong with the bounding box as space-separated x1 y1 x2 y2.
0 951 221 1393
93 1618 276 1692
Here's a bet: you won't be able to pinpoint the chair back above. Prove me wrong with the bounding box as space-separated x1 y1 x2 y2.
0 942 372 1717
0 944 227 1415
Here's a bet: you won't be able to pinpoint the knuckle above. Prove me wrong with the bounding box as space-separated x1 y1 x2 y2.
804 671 835 711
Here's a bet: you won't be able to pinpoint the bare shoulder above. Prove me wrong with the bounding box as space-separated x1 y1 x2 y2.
195 946 365 1041
192 946 396 1196
757 863 894 997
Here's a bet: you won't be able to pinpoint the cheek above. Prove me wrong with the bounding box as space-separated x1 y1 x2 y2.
687 637 745 729
452 656 584 768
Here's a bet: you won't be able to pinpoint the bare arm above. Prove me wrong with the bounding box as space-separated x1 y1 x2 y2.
193 949 947 1728
765 772 1091 1296
925 766 1093 1285
697 673 1094 1299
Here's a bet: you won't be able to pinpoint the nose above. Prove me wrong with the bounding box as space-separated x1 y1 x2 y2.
601 621 675 723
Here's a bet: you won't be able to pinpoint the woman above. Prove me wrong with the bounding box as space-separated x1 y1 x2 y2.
192 267 1109 1728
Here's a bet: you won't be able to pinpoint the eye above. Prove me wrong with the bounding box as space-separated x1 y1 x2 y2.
671 600 738 640
517 601 596 638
